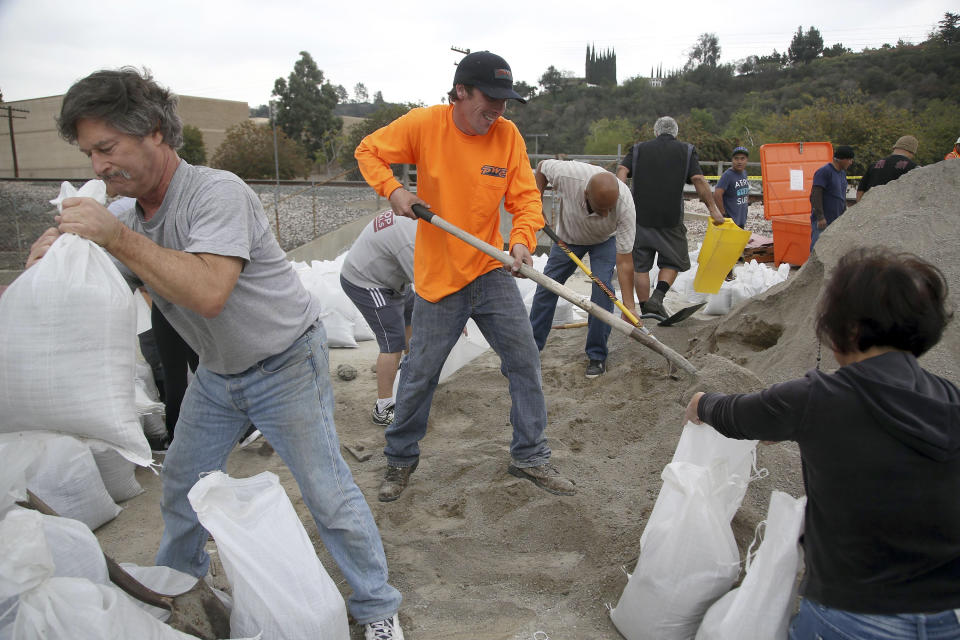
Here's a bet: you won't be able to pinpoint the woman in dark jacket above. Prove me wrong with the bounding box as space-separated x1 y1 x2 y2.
686 246 960 640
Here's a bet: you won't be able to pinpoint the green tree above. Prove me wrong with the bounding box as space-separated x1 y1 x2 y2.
513 80 538 101
211 120 311 180
249 104 270 118
272 51 342 159
354 83 369 103
179 124 207 165
788 26 824 65
334 85 349 103
685 33 721 71
934 12 960 45
583 117 635 155
538 66 564 94
822 43 852 58
338 102 418 178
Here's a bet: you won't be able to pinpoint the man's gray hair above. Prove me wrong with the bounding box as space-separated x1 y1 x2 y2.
653 116 679 138
57 66 183 148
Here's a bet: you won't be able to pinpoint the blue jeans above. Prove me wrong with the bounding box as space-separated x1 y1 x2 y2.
529 237 615 361
386 268 551 468
790 598 960 640
155 321 401 624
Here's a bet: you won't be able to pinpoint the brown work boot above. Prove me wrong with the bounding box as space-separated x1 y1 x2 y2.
508 462 576 496
378 461 418 502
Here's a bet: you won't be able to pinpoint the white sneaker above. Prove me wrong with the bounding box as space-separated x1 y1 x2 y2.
364 613 404 640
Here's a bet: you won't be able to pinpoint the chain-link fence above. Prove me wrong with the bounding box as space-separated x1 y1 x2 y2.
0 179 384 272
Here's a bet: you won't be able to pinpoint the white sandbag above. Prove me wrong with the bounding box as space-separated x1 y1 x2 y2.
438 319 490 384
696 491 806 640
0 509 111 640
12 577 199 640
610 462 741 640
188 471 349 640
641 423 757 549
0 435 44 516
91 445 144 503
20 433 121 531
0 509 53 601
0 233 152 466
295 259 358 348
703 286 733 316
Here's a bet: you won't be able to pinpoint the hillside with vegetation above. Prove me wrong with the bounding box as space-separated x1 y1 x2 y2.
508 15 960 174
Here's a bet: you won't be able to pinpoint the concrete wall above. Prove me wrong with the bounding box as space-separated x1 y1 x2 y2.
0 95 248 179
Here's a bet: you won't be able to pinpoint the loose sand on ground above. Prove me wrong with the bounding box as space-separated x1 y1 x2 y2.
93 161 959 639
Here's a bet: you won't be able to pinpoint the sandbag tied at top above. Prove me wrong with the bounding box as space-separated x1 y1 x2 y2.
0 233 152 466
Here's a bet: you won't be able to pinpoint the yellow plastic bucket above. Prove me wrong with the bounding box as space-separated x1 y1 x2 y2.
693 219 752 294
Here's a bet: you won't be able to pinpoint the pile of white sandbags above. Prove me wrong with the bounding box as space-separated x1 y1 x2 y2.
610 422 806 640
0 184 156 534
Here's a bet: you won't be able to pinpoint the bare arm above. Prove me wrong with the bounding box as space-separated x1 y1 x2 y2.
57 197 241 318
534 160 549 195
616 166 630 183
713 186 726 215
692 175 724 225
616 252 636 318
810 186 827 229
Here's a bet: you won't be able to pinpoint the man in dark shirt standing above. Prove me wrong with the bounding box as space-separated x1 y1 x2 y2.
810 145 854 250
616 116 722 319
856 136 918 202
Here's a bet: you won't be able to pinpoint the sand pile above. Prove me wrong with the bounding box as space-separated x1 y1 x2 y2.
702 160 960 384
90 161 958 639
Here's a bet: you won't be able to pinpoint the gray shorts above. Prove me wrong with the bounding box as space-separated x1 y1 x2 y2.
632 223 690 273
340 274 414 354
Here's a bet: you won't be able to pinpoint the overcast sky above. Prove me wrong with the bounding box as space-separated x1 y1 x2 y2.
0 0 953 109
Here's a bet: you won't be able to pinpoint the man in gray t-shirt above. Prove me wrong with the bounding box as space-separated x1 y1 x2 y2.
340 210 416 426
26 68 403 638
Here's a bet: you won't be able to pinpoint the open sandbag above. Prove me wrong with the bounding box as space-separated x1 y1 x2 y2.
12 577 201 640
696 491 806 640
0 233 151 466
188 471 349 640
611 462 741 640
641 422 757 549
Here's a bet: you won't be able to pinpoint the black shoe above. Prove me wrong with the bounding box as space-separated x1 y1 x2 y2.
585 359 605 378
378 461 418 502
641 292 668 319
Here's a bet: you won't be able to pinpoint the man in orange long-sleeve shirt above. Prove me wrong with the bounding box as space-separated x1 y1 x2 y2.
355 50 575 502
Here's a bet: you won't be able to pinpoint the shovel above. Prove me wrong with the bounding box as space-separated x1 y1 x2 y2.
541 221 705 328
641 301 708 327
411 204 697 375
18 490 231 640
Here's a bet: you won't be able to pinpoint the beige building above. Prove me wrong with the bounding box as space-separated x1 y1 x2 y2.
0 95 249 179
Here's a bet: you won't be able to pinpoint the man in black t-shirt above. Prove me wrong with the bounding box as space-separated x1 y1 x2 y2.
616 116 722 319
856 135 918 202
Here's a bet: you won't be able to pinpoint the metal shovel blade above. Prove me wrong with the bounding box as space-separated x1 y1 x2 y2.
640 301 707 327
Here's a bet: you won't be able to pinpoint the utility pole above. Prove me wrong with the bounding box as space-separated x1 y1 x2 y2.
526 133 548 156
2 105 29 178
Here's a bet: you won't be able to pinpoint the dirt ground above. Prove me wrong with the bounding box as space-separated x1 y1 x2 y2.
94 160 960 639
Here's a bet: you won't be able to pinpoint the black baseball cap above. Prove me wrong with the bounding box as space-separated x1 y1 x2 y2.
453 51 526 103
834 145 855 159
